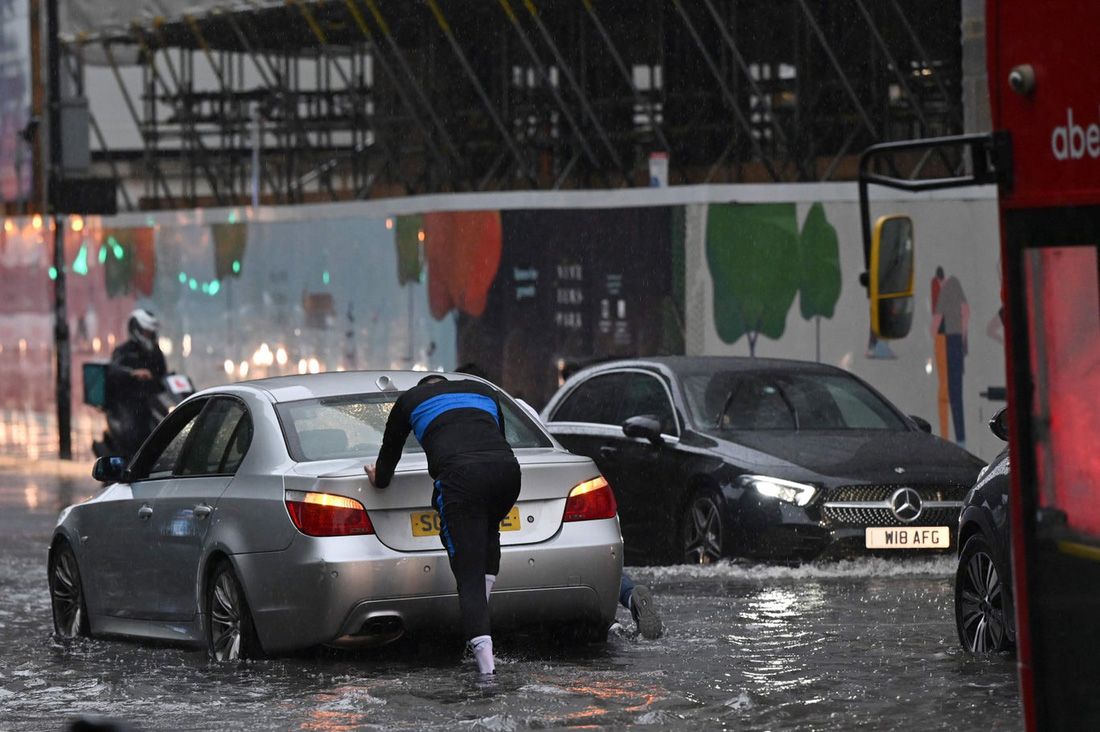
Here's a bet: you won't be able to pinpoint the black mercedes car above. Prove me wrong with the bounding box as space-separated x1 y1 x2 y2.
954 407 1015 653
541 356 986 564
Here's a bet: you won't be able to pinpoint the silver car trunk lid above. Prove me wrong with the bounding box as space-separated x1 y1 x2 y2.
285 449 604 553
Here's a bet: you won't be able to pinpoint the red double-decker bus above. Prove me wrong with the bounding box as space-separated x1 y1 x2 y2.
989 1 1100 728
859 1 1100 728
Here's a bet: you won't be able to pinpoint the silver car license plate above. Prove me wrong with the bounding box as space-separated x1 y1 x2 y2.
411 507 522 537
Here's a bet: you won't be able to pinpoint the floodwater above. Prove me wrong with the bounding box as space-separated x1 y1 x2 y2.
0 464 1022 732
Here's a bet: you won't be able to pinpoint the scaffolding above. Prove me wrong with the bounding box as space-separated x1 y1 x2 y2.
62 0 966 210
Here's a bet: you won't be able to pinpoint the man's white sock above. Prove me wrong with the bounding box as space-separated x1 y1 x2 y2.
485 574 496 602
470 634 494 674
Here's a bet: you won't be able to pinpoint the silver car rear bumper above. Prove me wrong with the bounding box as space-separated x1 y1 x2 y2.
234 517 623 653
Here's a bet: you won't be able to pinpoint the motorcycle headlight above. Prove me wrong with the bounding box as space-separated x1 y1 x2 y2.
740 475 817 507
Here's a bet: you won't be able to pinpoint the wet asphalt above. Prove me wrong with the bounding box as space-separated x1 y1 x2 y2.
0 459 1022 731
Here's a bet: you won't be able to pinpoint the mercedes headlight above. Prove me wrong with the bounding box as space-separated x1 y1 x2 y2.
740 475 817 506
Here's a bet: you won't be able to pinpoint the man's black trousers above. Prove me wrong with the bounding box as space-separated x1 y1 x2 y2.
432 459 522 641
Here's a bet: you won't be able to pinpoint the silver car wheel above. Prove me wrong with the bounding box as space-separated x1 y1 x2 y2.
207 563 262 662
49 543 89 638
209 572 242 661
955 535 1011 653
683 492 724 564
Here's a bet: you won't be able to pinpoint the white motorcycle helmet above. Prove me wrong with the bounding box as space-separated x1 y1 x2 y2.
127 308 159 352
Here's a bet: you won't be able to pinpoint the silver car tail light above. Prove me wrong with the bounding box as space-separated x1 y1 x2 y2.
285 490 375 536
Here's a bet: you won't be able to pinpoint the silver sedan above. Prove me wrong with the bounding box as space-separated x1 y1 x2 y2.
48 371 623 661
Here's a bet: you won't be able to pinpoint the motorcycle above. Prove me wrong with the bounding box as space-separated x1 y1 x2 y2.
83 360 196 460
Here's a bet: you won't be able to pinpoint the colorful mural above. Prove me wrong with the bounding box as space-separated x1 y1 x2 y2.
0 186 1008 461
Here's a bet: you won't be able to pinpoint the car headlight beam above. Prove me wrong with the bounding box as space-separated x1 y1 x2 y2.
742 475 817 506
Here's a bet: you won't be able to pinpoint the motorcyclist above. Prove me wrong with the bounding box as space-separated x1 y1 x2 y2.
105 308 168 459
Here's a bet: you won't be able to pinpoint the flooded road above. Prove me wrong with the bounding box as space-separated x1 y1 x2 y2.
0 465 1022 731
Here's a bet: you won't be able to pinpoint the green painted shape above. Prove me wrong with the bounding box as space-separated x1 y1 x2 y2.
797 202 842 320
395 214 424 285
706 203 800 345
212 223 246 279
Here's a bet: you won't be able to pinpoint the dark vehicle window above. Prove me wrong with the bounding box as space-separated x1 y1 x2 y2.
820 379 904 428
220 419 251 474
178 398 251 476
618 373 677 434
278 389 551 463
499 400 550 448
725 379 797 430
685 370 907 431
138 400 207 480
551 373 626 425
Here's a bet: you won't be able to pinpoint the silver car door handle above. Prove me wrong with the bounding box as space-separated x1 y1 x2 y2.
138 505 153 520
194 504 213 518
599 446 618 458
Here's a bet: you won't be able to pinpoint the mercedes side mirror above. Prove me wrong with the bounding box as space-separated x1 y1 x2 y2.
622 415 664 445
909 415 932 433
989 407 1009 442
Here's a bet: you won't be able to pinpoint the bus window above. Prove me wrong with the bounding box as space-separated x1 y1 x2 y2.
1024 245 1100 536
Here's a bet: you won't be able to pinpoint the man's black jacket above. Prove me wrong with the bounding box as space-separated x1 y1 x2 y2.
374 378 516 488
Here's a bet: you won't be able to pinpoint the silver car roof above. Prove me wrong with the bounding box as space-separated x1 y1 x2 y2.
193 371 491 405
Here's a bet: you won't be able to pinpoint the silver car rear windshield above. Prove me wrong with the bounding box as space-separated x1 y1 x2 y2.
276 392 552 462
682 371 908 431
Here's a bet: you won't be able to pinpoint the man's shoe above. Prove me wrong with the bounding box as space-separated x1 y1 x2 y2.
630 584 663 639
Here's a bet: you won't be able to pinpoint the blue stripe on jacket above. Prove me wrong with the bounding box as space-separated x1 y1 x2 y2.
409 393 500 442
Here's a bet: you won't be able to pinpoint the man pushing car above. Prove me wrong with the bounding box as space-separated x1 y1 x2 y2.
365 373 521 676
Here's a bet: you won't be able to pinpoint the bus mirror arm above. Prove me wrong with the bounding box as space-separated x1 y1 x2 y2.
857 131 1013 285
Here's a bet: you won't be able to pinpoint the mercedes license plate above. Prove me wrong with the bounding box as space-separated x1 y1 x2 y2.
411 507 521 537
865 526 950 549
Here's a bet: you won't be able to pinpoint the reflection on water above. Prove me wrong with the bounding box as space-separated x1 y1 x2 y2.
0 408 99 462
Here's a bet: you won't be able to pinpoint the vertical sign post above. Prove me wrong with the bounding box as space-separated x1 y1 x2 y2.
46 0 71 459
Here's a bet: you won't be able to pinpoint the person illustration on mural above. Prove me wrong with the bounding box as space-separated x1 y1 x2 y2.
930 267 969 448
